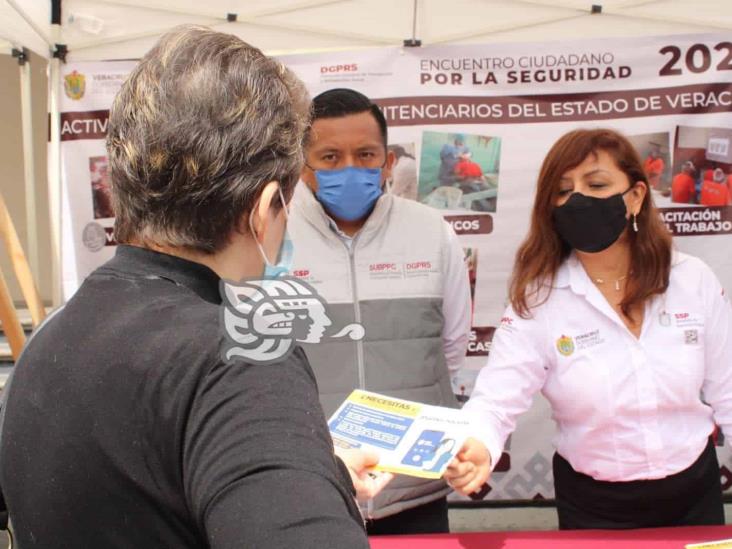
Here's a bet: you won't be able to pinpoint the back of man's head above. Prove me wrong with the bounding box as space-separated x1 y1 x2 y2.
309 88 387 146
107 25 310 253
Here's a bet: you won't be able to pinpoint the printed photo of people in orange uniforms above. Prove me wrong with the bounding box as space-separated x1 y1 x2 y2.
667 126 732 207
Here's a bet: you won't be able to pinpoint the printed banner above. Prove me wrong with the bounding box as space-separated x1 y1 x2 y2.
58 61 137 298
58 33 732 503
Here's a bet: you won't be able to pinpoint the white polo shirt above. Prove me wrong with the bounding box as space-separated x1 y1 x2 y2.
464 251 732 482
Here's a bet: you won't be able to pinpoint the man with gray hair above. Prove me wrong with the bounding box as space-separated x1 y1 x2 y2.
0 26 372 548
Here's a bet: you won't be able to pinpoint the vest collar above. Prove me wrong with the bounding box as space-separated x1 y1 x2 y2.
292 181 393 247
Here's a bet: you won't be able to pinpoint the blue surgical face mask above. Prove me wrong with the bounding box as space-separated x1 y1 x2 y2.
250 187 293 278
313 166 383 222
262 231 293 278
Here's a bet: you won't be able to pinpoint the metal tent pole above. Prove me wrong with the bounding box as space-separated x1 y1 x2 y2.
13 48 41 293
48 0 63 306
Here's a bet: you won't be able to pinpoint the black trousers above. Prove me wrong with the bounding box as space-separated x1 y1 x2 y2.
366 496 449 536
553 437 724 530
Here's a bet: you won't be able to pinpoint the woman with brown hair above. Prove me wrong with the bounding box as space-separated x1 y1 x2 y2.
452 128 732 529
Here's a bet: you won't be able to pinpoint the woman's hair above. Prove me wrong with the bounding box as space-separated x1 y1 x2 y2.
509 128 672 318
107 25 310 252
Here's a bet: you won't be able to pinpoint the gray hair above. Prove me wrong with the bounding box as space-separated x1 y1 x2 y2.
107 25 310 252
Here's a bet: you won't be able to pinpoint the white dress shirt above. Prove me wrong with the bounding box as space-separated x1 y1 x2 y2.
464 251 732 482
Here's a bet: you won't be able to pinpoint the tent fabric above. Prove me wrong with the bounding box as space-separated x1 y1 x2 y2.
1 0 732 60
0 0 51 57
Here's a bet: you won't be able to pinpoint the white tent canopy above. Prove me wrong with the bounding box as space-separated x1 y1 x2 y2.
3 0 732 61
0 1 50 57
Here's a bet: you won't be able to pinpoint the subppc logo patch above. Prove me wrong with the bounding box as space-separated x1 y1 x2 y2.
556 335 575 357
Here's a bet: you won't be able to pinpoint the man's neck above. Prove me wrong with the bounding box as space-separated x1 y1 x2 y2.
334 217 367 237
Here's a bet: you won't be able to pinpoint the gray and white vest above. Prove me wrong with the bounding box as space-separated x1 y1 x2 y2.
289 183 458 519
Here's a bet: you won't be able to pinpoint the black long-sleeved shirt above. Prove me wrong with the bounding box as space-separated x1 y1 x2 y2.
0 245 367 548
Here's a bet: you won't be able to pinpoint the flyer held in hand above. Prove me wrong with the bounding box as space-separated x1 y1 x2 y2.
329 390 471 479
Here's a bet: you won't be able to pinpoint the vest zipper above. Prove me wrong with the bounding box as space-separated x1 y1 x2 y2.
343 234 372 519
344 236 366 390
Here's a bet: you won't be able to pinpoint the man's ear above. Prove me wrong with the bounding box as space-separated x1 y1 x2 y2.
382 149 396 181
249 181 279 243
301 165 318 193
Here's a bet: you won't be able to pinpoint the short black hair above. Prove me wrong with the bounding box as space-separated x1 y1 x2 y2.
310 88 387 145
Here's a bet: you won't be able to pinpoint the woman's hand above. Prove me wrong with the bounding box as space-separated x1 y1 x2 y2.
443 437 491 495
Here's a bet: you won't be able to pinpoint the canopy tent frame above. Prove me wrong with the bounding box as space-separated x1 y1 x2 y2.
17 0 732 61
1 0 732 307
2 0 60 306
12 47 40 282
1 0 57 308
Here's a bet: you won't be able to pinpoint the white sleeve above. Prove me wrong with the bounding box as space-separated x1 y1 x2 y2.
699 264 732 443
462 305 549 470
440 221 471 381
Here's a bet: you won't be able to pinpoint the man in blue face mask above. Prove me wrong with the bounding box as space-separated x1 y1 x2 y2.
289 88 472 536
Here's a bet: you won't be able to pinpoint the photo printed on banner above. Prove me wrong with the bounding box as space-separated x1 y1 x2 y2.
671 126 732 207
657 126 732 237
627 132 672 197
386 143 418 201
88 155 114 219
418 131 501 214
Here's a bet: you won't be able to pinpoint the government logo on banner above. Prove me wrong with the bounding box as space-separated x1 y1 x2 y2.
64 70 86 100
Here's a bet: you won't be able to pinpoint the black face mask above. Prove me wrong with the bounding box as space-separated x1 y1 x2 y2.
552 190 631 253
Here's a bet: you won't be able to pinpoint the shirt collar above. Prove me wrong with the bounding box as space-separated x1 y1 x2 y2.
292 181 393 246
326 217 353 242
555 248 686 296
102 245 222 304
555 251 590 296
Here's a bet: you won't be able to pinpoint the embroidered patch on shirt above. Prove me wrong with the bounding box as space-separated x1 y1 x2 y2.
575 329 605 351
673 312 704 328
291 268 322 285
556 335 575 357
403 261 439 278
684 329 699 345
498 316 516 333
368 262 404 280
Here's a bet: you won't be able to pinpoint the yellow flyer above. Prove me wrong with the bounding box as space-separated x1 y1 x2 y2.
686 540 732 549
328 389 471 479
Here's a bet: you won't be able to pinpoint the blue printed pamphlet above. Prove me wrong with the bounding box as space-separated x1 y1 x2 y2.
328 389 471 479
